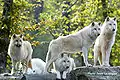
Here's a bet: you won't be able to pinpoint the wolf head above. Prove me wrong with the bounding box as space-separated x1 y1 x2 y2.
11 34 23 47
55 54 71 72
89 22 102 40
104 17 117 33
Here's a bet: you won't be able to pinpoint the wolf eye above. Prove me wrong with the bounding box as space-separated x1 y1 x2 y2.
109 23 112 25
67 61 70 62
94 28 96 30
98 28 100 30
113 24 116 26
19 39 22 42
63 60 66 62
16 40 18 42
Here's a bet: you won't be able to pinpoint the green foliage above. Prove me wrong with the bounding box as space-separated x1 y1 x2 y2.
39 0 120 66
0 0 120 67
11 0 33 34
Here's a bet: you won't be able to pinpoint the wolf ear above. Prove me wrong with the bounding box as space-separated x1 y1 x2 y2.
20 34 23 38
12 34 16 39
61 54 64 58
98 22 101 26
113 17 116 21
68 54 70 57
91 22 95 26
106 17 110 21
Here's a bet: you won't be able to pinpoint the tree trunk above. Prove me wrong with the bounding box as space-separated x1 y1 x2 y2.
0 0 13 73
101 0 107 21
32 1 44 24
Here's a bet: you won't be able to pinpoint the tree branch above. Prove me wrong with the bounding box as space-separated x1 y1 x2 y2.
46 28 56 39
65 0 78 11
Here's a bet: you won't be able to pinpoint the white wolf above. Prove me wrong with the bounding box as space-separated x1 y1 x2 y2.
27 58 46 74
52 54 76 79
8 34 33 75
94 17 117 66
45 22 102 72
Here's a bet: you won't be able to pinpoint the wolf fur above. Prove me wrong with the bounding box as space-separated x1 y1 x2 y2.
45 22 102 72
8 34 33 75
94 17 117 66
55 54 75 73
27 58 46 74
52 54 76 79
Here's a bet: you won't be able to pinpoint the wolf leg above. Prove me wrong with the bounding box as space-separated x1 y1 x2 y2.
45 55 59 73
56 71 61 79
101 48 107 66
52 62 56 72
82 47 92 66
98 53 102 65
94 48 99 66
21 60 28 74
45 50 63 73
106 47 112 66
11 60 17 75
62 70 68 79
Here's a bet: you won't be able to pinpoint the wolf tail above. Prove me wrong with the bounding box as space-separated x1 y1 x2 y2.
46 50 51 63
28 60 32 69
46 41 53 63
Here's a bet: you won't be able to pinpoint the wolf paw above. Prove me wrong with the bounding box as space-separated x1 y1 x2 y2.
93 65 97 67
106 64 110 67
56 78 61 80
101 64 110 67
50 69 57 74
86 64 92 67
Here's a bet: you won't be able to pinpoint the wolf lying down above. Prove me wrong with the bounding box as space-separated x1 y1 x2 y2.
27 54 75 80
45 22 102 72
27 58 46 74
23 54 75 79
8 34 33 75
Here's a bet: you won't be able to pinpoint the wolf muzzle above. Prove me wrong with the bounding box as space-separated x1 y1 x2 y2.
15 44 22 47
98 33 100 36
112 29 115 31
66 66 69 69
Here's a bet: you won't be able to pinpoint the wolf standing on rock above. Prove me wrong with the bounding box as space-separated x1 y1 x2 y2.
8 34 33 75
45 22 102 72
94 17 117 66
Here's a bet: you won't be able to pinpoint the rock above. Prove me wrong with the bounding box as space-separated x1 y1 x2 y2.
0 72 56 80
0 73 23 80
1 67 120 80
25 73 56 80
67 66 120 80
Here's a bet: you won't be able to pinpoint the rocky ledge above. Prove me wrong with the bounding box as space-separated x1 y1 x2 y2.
1 66 120 80
67 66 120 80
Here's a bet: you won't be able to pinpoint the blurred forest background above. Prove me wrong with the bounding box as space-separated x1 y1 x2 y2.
0 0 120 73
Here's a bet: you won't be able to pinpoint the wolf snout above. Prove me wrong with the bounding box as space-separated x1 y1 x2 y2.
112 29 115 31
66 66 69 69
16 44 21 47
98 33 100 36
33 70 35 72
